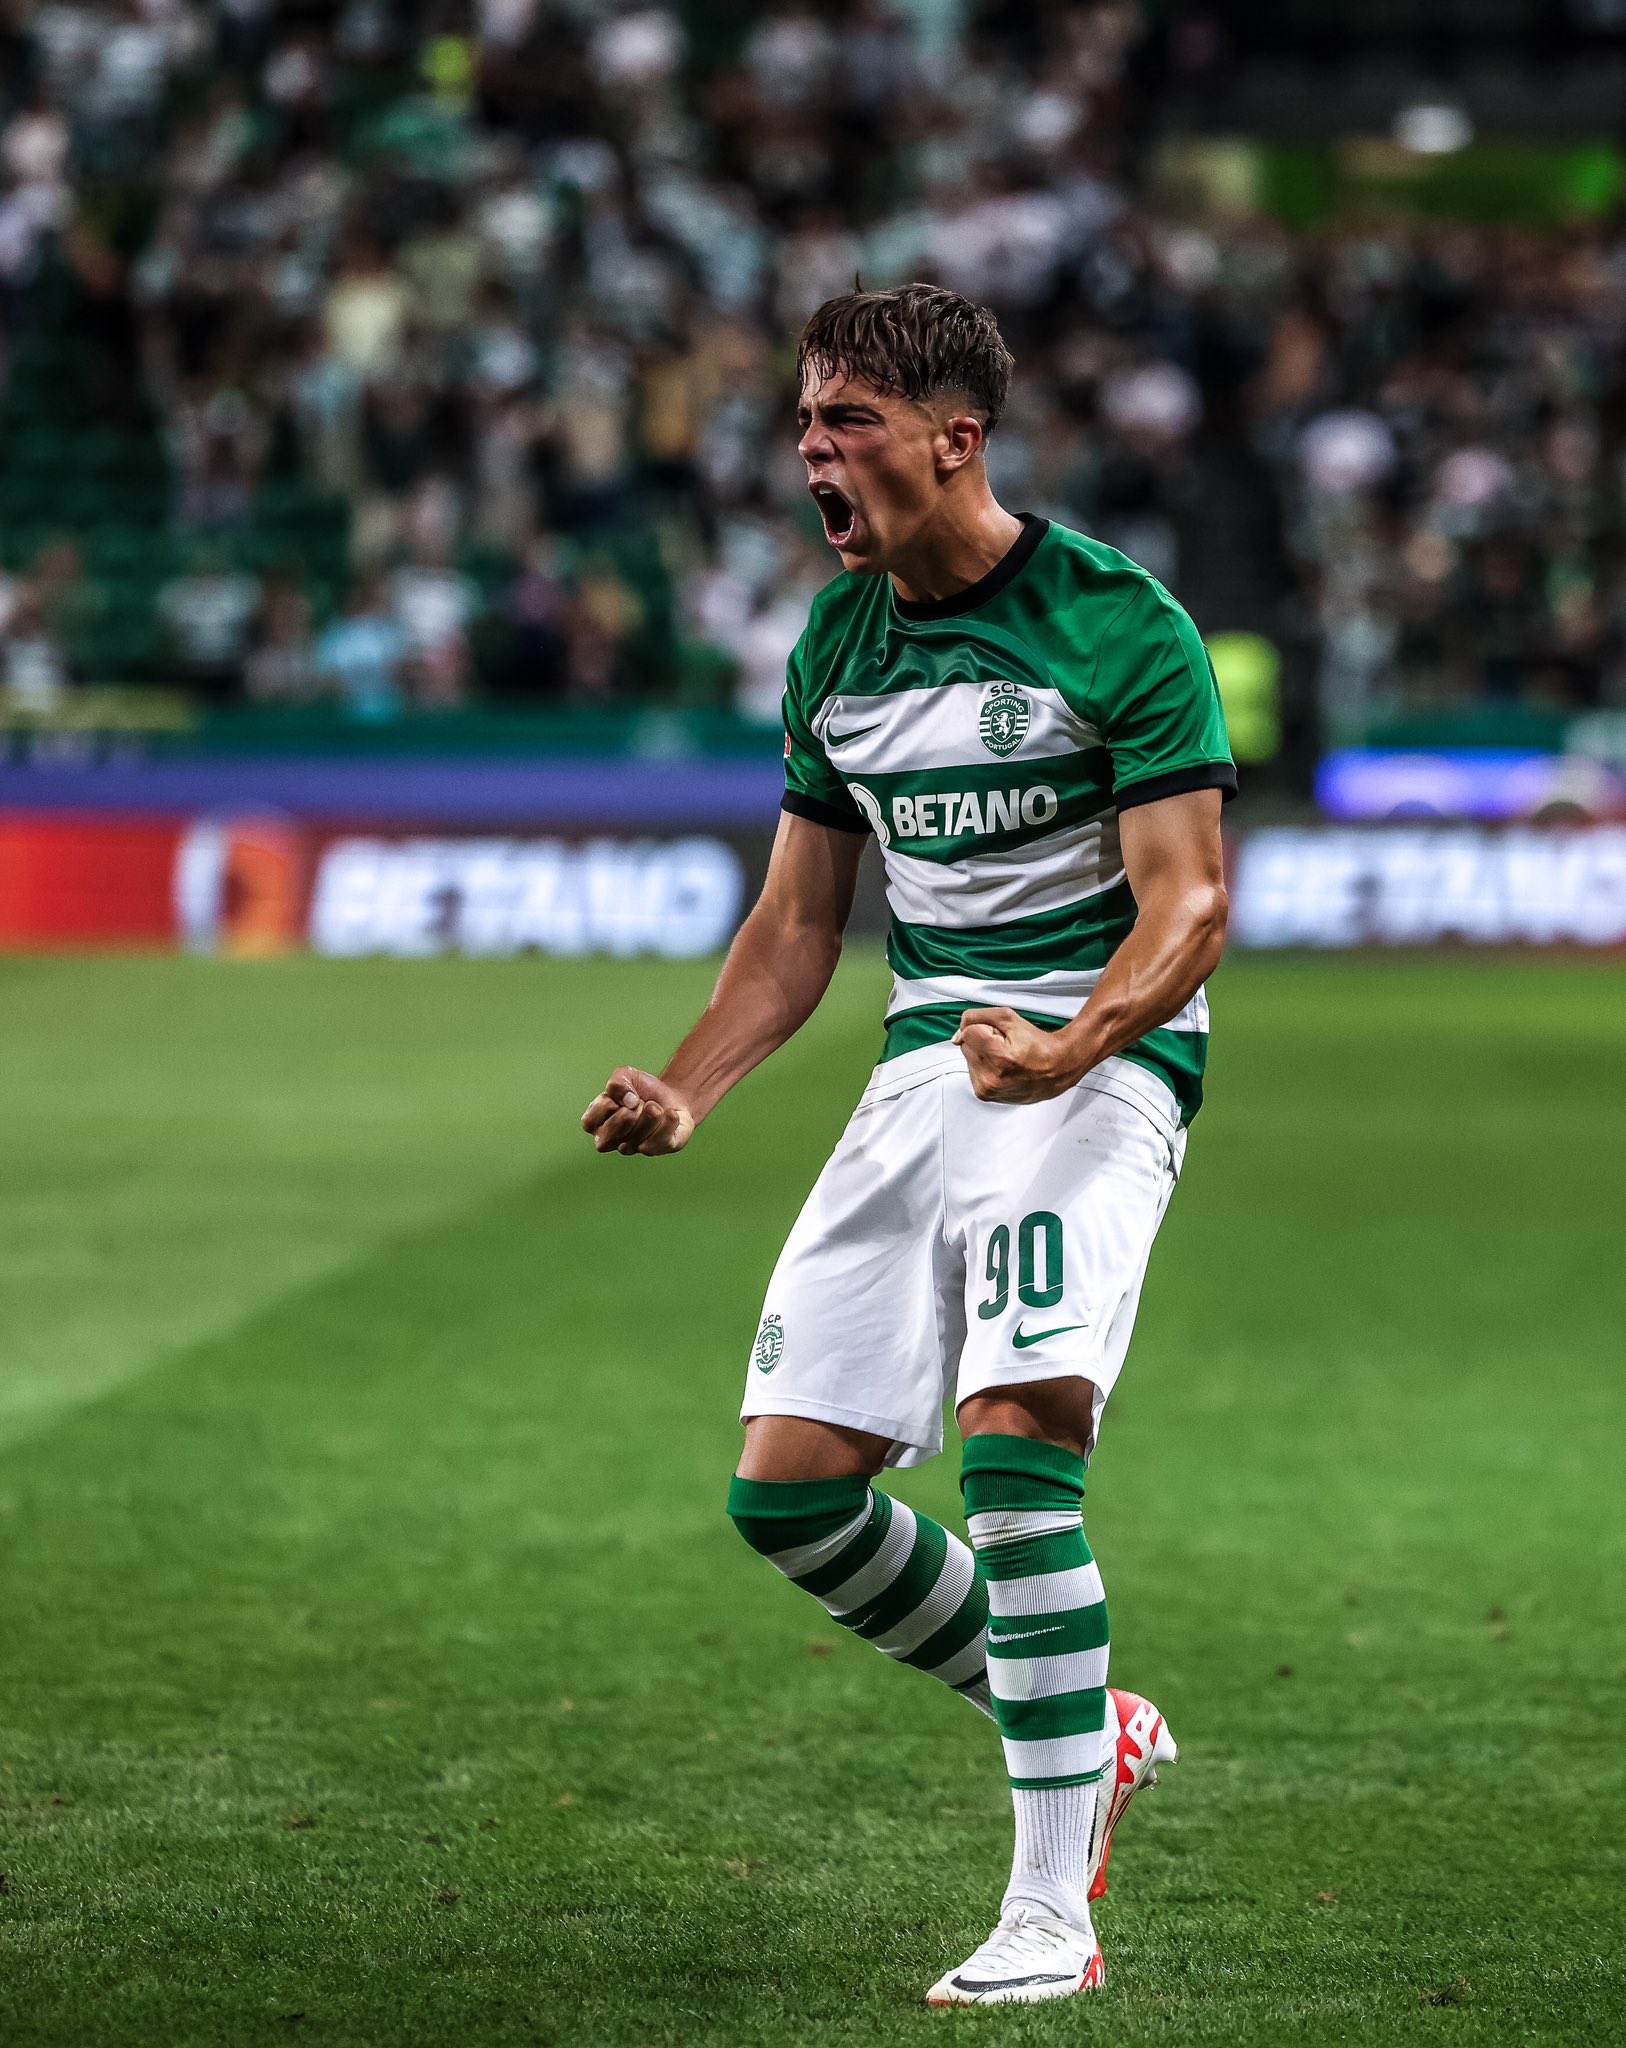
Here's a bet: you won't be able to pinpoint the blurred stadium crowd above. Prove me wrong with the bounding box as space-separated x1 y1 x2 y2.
2 0 1626 745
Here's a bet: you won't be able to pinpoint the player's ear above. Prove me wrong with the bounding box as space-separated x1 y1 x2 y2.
935 409 986 479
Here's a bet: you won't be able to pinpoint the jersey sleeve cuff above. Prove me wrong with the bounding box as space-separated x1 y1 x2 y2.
781 788 872 834
1114 761 1238 811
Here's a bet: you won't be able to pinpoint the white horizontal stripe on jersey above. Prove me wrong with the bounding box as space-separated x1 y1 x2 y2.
887 967 1101 1015
887 971 1211 1037
815 681 1102 776
880 813 1125 929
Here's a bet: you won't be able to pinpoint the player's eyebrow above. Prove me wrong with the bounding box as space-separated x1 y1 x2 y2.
798 400 884 427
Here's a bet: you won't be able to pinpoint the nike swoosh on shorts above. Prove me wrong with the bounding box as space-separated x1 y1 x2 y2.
1011 1322 1086 1349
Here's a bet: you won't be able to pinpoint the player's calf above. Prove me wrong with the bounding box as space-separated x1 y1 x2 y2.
961 1433 1110 1930
727 1474 993 1714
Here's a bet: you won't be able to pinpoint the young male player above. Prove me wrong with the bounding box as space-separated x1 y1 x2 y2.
581 284 1233 2005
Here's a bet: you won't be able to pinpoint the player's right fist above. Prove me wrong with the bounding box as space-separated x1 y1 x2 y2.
580 1066 696 1157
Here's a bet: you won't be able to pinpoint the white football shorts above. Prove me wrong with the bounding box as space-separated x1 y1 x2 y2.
740 1041 1186 1467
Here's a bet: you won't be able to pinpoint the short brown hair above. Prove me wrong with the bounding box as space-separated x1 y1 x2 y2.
796 283 1014 433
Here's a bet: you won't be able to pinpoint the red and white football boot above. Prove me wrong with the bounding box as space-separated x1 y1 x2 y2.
1087 1686 1178 1902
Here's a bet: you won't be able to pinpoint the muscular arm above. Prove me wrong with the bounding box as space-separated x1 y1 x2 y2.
582 812 866 1155
956 787 1228 1104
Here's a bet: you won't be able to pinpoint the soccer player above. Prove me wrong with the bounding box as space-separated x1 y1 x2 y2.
582 284 1233 2006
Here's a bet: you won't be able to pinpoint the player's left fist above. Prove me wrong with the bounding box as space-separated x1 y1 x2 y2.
954 1008 1073 1104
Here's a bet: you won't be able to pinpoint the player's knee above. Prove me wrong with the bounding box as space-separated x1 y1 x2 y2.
725 1477 779 1556
958 1379 1097 1463
726 1470 871 1558
726 1501 782 1558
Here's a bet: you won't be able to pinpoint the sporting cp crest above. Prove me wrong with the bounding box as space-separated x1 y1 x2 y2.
979 681 1030 758
753 1313 784 1374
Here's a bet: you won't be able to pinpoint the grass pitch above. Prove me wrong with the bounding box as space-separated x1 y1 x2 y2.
0 950 1622 2047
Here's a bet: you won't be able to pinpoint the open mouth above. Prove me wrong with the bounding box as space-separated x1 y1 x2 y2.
811 481 857 547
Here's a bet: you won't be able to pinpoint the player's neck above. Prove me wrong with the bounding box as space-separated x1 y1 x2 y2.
887 495 1025 608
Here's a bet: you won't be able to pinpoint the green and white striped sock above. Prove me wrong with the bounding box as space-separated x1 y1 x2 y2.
728 1474 992 1716
962 1434 1108 1929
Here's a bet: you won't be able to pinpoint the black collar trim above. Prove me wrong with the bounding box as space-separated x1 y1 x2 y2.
891 513 1048 622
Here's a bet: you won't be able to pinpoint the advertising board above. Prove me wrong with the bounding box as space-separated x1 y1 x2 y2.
0 813 771 959
1315 749 1626 823
305 834 748 959
0 814 186 947
4 812 1626 956
1231 826 1626 948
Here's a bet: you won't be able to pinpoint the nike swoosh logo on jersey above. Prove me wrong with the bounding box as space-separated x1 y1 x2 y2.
1012 1321 1086 1349
829 721 885 745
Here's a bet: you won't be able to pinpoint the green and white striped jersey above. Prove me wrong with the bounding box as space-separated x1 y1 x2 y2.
781 516 1236 1124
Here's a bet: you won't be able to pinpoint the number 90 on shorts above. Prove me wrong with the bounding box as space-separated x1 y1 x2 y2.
977 1211 1064 1320
739 1048 1187 1471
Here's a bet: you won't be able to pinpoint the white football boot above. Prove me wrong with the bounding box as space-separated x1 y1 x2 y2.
925 1904 1105 2007
1087 1686 1179 1901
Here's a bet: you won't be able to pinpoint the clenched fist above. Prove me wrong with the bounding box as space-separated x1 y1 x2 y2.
581 1066 697 1156
954 1007 1076 1105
